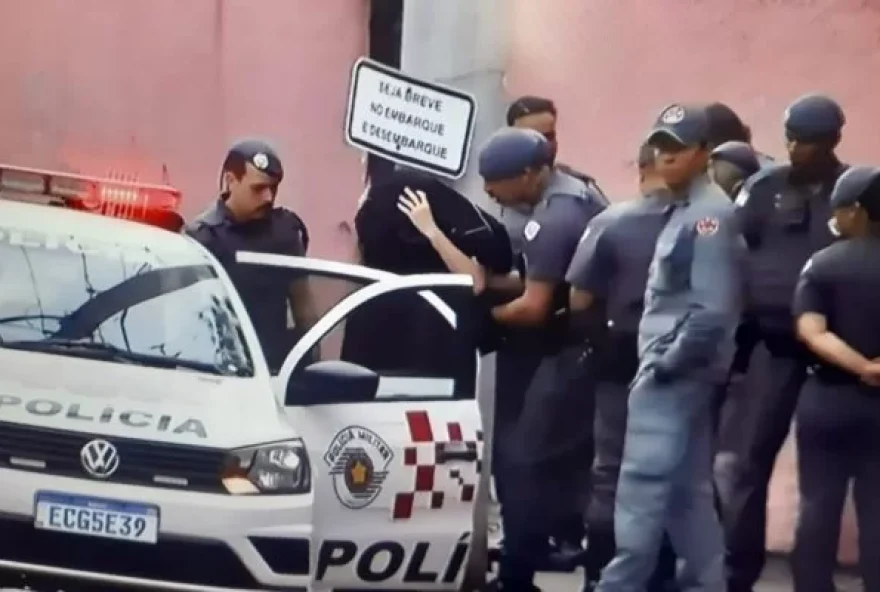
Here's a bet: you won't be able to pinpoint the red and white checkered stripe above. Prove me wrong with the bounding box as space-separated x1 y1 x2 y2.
391 410 484 520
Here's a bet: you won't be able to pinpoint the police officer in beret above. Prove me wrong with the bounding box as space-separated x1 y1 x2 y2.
565 142 678 592
448 126 605 591
709 141 762 199
186 139 315 373
595 104 745 592
791 165 880 592
721 93 849 592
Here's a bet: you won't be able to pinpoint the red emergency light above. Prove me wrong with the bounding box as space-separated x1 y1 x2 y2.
0 163 185 231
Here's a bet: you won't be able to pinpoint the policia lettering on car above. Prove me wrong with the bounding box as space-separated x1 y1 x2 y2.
0 395 208 438
315 535 470 584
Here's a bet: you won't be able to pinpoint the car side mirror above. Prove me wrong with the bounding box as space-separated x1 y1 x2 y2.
284 360 379 406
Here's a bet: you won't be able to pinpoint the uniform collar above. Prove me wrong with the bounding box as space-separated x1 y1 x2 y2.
657 174 712 212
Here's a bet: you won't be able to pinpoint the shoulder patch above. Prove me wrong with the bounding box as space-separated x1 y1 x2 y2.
695 216 719 236
524 220 541 241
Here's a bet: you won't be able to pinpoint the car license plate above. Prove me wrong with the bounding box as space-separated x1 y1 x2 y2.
34 491 159 544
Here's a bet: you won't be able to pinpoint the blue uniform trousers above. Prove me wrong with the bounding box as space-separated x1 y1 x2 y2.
596 373 725 592
792 377 880 592
587 379 679 591
494 345 595 589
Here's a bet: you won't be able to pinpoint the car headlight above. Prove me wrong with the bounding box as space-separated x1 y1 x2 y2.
222 439 311 495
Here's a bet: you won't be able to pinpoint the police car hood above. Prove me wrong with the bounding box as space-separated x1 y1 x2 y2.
0 349 292 448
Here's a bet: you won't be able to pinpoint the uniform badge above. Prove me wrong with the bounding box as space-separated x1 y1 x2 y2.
695 216 719 236
324 426 393 510
252 152 269 170
523 220 541 241
660 105 686 124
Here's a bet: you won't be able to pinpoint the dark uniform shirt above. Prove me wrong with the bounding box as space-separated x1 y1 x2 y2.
735 163 846 336
793 236 880 384
185 199 307 370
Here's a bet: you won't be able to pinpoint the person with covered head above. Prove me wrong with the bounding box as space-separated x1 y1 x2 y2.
345 168 514 395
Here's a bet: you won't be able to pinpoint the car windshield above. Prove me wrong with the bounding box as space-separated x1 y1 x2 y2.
0 229 254 376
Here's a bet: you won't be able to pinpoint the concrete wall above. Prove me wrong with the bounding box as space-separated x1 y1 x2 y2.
504 0 878 563
0 0 367 260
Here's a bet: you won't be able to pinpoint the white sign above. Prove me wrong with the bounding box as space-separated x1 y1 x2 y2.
344 57 477 179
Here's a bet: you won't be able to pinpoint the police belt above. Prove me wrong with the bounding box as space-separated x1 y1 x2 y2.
811 364 880 394
501 311 582 355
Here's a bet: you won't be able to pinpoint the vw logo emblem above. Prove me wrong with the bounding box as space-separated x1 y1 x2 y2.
80 439 121 479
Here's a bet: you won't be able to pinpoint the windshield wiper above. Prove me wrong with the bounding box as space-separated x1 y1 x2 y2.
0 338 236 376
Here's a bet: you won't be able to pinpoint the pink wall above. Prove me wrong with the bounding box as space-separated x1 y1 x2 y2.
0 0 367 260
506 0 878 563
506 0 880 199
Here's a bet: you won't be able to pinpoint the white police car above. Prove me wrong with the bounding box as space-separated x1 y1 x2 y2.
0 166 491 591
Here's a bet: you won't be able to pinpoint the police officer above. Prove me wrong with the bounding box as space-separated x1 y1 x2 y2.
186 139 315 373
506 95 609 205
791 166 880 592
705 101 775 168
566 142 678 592
594 104 746 592
709 141 761 199
720 93 849 592
502 96 609 256
456 126 604 591
348 169 514 388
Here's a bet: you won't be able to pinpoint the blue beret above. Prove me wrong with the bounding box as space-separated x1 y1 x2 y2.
710 141 761 177
784 93 845 140
830 166 880 213
226 138 284 181
478 128 551 182
646 104 709 147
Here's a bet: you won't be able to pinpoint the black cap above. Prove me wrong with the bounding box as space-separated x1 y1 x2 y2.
224 139 284 181
710 141 761 177
478 128 552 182
646 104 709 147
784 93 845 141
830 166 880 220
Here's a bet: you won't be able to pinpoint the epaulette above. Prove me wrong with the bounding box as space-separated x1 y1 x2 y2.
272 207 310 252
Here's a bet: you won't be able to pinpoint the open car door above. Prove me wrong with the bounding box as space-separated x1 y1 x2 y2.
236 252 491 592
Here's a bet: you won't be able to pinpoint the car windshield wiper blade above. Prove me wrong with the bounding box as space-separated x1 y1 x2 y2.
0 338 231 375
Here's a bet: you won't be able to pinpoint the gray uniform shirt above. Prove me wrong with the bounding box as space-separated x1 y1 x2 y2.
501 168 606 258
520 169 607 283
638 176 747 381
566 195 670 335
